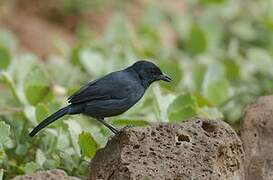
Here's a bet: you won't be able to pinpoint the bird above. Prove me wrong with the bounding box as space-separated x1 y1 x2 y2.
29 60 171 136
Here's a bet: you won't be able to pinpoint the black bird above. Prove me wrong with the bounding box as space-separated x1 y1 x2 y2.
29 60 171 136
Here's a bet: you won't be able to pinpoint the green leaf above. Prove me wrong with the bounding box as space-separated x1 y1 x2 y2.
231 21 257 41
24 65 53 105
0 72 22 104
111 119 150 126
203 78 230 105
223 58 240 80
168 93 198 122
15 144 28 156
24 66 50 86
247 48 273 76
169 106 197 122
194 93 212 107
197 107 223 119
0 121 10 144
186 24 207 55
78 132 99 158
0 29 17 50
70 46 82 65
35 103 49 123
24 162 40 174
36 149 46 166
0 148 4 164
168 92 197 111
0 46 11 69
79 50 106 76
192 64 206 91
25 85 53 106
43 159 60 170
0 169 3 180
67 86 81 97
66 120 82 156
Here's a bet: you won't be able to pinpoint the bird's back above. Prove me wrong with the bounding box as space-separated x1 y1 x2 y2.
68 68 145 118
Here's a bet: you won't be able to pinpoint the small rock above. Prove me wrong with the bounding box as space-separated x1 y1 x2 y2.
241 95 273 180
89 118 245 180
12 169 80 180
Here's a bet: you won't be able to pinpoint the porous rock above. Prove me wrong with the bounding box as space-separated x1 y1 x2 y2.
241 95 273 180
12 169 80 180
89 118 244 180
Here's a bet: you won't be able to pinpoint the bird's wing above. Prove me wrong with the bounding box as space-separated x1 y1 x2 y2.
68 71 136 104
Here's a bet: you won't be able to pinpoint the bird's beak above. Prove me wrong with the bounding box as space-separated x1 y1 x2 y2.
159 73 172 82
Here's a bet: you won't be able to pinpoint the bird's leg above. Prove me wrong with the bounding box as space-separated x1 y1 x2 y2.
97 118 119 134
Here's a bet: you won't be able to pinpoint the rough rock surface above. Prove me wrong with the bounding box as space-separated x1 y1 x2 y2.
12 169 80 180
241 95 273 180
89 118 244 180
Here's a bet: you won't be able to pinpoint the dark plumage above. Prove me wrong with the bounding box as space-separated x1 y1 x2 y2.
29 60 171 136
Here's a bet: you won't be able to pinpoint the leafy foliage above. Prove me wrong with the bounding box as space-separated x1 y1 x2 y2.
78 132 99 158
0 46 11 70
0 121 10 144
1 0 273 178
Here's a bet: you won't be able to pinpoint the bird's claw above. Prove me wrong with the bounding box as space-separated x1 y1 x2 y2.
124 125 133 129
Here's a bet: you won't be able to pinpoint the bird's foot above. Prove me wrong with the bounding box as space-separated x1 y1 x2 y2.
111 127 120 135
123 125 133 129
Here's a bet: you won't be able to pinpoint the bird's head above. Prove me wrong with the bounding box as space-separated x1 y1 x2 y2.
131 60 171 88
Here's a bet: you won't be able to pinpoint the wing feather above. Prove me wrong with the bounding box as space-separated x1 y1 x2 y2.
67 71 134 104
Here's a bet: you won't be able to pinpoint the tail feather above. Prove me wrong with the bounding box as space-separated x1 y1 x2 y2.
29 106 69 137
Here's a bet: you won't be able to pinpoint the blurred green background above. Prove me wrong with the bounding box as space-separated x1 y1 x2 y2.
1 0 273 179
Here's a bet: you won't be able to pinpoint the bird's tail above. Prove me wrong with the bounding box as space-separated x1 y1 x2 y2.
29 106 70 137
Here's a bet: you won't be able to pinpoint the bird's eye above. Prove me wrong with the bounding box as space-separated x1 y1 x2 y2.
151 68 158 74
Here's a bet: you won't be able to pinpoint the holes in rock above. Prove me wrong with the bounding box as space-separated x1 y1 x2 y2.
176 142 181 145
202 121 216 133
193 132 198 136
149 147 154 151
98 174 103 178
218 149 224 159
174 151 180 155
177 134 190 142
133 144 140 149
151 131 156 136
123 167 129 173
142 132 145 136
